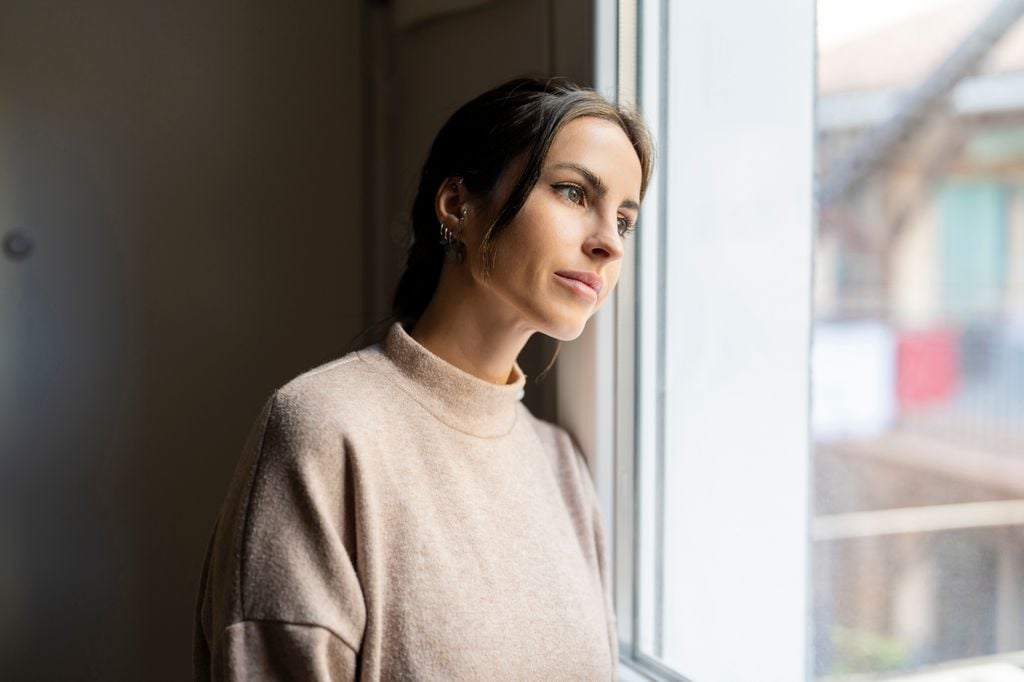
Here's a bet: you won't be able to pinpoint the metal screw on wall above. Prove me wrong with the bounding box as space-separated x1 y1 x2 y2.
3 231 33 261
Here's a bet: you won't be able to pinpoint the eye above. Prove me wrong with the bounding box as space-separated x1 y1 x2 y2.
554 183 586 206
618 216 636 237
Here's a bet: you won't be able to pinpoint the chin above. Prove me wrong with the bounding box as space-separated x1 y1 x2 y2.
540 316 589 342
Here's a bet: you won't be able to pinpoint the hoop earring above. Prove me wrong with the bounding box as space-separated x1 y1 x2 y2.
439 208 467 263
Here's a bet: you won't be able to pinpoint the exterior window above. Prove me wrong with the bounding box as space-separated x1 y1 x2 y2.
564 0 1024 680
564 0 814 679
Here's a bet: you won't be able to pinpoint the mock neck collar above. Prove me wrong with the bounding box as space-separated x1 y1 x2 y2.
376 322 526 438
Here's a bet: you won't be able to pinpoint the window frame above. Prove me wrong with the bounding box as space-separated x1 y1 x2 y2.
558 0 817 679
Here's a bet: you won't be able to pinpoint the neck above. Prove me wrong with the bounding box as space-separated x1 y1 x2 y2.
410 266 534 385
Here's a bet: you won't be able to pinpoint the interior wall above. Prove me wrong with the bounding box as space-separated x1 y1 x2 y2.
0 1 363 678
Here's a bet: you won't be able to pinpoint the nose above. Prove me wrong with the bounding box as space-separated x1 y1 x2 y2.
586 215 624 261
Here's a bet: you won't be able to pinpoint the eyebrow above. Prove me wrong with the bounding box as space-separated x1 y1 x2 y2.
550 162 640 211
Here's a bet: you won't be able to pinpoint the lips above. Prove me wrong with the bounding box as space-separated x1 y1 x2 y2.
554 270 604 297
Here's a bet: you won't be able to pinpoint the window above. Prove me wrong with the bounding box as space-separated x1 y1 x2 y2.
560 0 1024 680
560 0 814 680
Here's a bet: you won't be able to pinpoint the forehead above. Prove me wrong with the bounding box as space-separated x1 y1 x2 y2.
544 116 643 198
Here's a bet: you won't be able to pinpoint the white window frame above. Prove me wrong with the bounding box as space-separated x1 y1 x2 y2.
558 0 816 679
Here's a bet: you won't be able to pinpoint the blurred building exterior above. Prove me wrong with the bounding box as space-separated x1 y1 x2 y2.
814 0 1024 677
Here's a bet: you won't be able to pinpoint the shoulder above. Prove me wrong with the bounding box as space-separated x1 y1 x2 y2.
521 413 604 544
524 412 573 451
277 346 379 405
229 346 402 480
266 345 394 435
521 410 596 485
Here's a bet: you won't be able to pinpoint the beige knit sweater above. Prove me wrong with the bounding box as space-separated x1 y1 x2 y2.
193 322 617 680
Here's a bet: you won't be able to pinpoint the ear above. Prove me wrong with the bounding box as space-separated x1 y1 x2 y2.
434 176 469 228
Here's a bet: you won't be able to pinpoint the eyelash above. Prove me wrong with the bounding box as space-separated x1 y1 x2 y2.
553 182 636 237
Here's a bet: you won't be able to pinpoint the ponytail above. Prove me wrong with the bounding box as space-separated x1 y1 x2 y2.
392 237 443 325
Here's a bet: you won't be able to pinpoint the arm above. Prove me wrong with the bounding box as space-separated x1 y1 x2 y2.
195 390 366 681
215 620 357 680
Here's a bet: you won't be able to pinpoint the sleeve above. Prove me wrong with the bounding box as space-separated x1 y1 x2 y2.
216 621 357 680
195 389 366 681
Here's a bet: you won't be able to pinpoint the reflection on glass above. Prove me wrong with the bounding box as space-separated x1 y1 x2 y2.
814 0 1024 677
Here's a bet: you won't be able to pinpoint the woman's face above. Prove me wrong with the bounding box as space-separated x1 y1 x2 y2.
471 116 643 341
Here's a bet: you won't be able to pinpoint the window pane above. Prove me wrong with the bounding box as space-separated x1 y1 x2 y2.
814 0 1024 677
629 0 815 679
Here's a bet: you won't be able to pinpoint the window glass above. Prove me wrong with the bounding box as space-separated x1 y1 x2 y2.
621 1 814 680
814 0 1024 677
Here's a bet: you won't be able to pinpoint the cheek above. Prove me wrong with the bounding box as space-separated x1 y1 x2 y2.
607 260 622 285
599 264 623 303
497 211 562 274
486 230 544 292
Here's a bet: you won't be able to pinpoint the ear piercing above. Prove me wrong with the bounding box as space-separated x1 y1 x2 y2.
439 207 468 263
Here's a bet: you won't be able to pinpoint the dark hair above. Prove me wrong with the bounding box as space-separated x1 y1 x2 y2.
391 76 654 325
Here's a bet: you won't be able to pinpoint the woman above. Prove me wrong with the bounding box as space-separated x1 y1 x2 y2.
193 76 653 680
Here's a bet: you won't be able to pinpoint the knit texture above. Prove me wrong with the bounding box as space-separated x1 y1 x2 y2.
193 322 617 680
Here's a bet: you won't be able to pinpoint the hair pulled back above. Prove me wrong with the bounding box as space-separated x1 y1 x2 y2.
391 76 654 326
